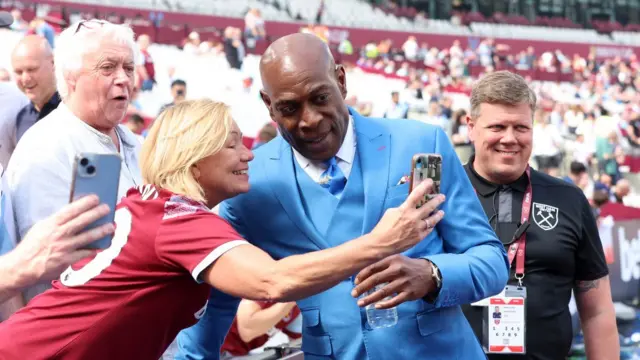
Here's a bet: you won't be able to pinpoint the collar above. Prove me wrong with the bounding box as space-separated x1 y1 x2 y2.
38 91 61 120
25 91 61 117
293 115 356 169
56 102 138 148
465 154 529 196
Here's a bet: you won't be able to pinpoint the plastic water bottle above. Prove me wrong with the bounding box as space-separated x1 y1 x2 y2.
364 283 398 329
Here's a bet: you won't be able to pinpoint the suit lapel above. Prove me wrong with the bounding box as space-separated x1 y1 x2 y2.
352 109 391 233
263 137 329 250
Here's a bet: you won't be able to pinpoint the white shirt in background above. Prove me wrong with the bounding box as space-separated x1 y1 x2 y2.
0 82 30 170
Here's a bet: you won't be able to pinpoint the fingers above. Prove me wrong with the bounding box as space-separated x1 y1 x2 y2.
356 279 395 307
353 256 393 286
57 203 111 239
372 292 410 310
352 259 396 298
356 277 412 308
53 195 101 226
419 210 445 238
66 249 100 267
67 222 115 249
417 194 445 219
400 179 433 211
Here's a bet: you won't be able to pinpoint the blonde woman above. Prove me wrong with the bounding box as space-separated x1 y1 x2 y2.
0 99 444 360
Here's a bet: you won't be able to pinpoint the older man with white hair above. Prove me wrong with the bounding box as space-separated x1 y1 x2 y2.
4 19 142 304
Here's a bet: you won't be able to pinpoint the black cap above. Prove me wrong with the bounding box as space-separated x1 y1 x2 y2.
0 11 14 28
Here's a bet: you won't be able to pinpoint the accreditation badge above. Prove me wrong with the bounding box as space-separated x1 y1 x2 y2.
472 285 527 354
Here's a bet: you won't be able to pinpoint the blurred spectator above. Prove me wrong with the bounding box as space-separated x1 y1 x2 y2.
28 18 55 49
0 69 9 82
402 36 418 61
383 91 408 119
337 38 353 55
592 189 610 220
251 123 277 150
564 161 590 190
11 35 60 143
126 114 146 143
136 34 155 91
611 178 630 204
532 111 563 175
421 100 448 129
315 0 325 24
451 109 470 146
244 8 265 42
9 10 28 33
570 132 595 167
595 173 613 195
596 131 622 184
127 86 143 115
159 79 187 115
564 104 585 135
223 27 244 70
183 31 201 55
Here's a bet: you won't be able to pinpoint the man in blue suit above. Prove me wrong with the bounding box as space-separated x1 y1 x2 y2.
175 33 509 360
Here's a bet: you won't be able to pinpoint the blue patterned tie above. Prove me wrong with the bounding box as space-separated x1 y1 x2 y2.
319 157 346 197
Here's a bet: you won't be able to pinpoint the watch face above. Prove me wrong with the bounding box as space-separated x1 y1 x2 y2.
432 264 442 286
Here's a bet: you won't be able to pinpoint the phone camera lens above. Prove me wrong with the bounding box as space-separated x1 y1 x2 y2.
80 158 89 167
86 165 96 175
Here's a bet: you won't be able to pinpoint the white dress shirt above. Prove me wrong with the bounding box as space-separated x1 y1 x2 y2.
292 116 356 182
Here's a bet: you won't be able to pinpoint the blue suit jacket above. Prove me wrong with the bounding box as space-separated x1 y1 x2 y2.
176 109 509 360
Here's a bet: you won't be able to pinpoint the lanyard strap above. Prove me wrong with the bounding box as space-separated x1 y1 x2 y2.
507 167 532 286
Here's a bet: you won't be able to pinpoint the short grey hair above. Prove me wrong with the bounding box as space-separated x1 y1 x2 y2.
54 20 139 100
470 70 537 119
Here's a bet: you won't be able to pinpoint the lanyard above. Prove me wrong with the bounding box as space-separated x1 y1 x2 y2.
472 167 532 287
507 167 532 287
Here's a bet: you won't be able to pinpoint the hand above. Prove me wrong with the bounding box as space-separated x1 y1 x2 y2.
351 255 434 309
13 195 115 287
370 179 445 254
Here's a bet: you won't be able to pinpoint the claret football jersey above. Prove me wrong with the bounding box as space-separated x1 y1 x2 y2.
0 185 248 360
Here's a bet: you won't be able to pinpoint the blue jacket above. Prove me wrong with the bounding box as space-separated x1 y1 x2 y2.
175 109 509 360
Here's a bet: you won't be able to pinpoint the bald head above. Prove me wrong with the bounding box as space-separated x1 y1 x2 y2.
12 35 53 60
260 33 335 92
615 179 631 197
11 35 56 109
257 33 350 162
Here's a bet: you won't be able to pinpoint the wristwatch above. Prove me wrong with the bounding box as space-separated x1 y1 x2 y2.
423 260 442 304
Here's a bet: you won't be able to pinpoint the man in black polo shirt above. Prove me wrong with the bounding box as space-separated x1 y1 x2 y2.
12 35 61 142
462 71 618 359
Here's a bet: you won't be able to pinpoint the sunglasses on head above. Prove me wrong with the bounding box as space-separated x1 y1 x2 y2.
73 19 106 34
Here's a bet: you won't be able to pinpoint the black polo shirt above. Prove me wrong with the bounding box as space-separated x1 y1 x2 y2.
15 91 61 142
462 160 609 360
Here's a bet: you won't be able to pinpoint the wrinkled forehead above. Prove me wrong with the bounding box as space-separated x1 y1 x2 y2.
83 37 134 66
263 60 334 100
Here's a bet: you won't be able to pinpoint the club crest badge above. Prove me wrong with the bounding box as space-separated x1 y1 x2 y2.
532 202 559 231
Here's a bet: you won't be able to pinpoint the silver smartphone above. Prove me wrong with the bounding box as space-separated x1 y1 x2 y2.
409 153 442 208
69 153 121 249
